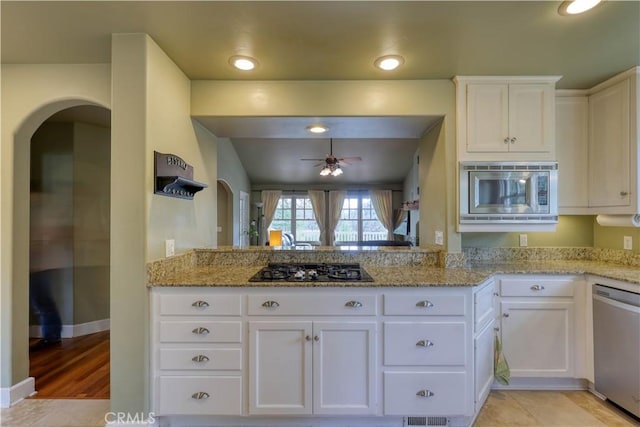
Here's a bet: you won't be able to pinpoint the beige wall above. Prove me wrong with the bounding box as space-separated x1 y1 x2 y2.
1 63 110 390
594 222 640 253
111 33 218 414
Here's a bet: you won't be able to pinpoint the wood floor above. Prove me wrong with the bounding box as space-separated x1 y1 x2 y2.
29 330 110 399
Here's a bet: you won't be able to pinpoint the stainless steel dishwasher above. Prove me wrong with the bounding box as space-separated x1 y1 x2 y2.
593 284 640 418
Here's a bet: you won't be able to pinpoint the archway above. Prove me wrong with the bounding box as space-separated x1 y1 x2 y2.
11 100 111 400
217 180 234 246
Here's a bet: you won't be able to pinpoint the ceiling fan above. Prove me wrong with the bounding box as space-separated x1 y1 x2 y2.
300 139 362 176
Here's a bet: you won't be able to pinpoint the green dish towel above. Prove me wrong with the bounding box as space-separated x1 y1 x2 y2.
494 334 510 385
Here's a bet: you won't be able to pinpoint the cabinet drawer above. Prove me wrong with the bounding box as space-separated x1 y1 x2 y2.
158 294 241 316
475 283 496 332
383 372 467 415
500 278 574 297
159 321 242 343
384 294 466 316
159 348 242 371
158 376 242 415
247 294 376 316
384 322 466 366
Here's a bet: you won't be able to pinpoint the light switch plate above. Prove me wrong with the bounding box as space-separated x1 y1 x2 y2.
519 234 528 247
435 231 444 246
624 236 633 250
165 239 175 257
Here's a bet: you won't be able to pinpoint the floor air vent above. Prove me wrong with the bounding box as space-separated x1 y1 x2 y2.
405 416 449 426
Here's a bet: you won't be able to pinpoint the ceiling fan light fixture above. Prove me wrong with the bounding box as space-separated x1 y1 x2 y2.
374 55 404 71
229 55 258 71
307 125 329 134
331 166 343 176
319 166 332 176
558 0 602 15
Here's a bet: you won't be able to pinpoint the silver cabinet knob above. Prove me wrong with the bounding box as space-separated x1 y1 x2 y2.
621 191 629 196
416 339 434 348
345 300 363 308
494 327 500 332
503 313 510 318
313 335 319 342
192 327 210 335
503 137 510 144
530 284 545 291
305 335 312 341
192 355 210 363
262 300 280 308
493 292 500 297
416 300 434 308
191 392 210 400
510 137 517 143
416 389 435 398
192 300 210 308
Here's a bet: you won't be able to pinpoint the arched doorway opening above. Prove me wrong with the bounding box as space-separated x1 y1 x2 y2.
217 180 234 246
26 105 111 399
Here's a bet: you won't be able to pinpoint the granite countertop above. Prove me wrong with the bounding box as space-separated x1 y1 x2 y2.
148 259 640 288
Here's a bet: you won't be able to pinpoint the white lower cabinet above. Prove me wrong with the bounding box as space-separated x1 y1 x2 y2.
498 275 577 378
249 320 377 415
152 286 491 425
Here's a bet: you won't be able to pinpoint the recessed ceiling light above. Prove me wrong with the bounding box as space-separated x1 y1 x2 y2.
306 125 329 134
374 55 404 71
558 0 603 15
229 55 258 71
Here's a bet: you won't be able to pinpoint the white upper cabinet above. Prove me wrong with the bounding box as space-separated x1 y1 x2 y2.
556 93 589 213
588 72 636 212
455 76 560 161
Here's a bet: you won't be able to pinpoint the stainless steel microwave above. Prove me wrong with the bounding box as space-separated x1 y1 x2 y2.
459 162 558 224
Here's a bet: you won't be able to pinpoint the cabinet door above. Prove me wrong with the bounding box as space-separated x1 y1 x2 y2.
474 322 494 412
508 84 554 153
588 79 631 208
313 322 377 415
556 96 589 210
249 321 312 414
466 84 509 152
501 301 574 377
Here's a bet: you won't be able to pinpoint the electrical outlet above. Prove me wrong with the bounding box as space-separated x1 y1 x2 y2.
435 231 444 246
519 234 528 247
165 239 175 257
624 236 633 250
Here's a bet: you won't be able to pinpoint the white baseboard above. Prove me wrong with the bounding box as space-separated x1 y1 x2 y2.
491 377 588 390
29 318 110 338
0 377 35 408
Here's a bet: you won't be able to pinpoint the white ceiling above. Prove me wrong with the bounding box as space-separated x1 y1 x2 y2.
3 1 638 186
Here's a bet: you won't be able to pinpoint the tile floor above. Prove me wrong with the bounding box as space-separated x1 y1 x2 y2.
1 391 638 426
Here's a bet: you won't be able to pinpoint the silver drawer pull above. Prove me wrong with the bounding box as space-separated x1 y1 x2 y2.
192 300 210 308
192 355 210 363
191 391 210 400
530 285 545 291
416 339 434 348
305 335 312 341
416 389 434 398
314 335 319 342
192 327 210 335
416 300 434 308
262 300 280 308
345 300 363 308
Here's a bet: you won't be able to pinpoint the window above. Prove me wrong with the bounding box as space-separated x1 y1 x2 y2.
335 193 386 242
270 194 320 243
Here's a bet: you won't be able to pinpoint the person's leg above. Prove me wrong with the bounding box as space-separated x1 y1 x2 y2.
29 270 62 343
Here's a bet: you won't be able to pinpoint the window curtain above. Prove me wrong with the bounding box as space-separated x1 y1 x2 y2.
308 190 327 245
328 190 346 246
393 208 408 236
370 189 395 240
261 190 281 245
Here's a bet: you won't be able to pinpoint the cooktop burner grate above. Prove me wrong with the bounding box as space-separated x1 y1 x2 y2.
249 262 373 282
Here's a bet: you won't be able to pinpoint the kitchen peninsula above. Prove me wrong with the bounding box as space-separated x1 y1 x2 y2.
148 246 640 427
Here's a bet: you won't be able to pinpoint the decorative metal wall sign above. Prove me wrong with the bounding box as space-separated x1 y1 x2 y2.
154 151 208 200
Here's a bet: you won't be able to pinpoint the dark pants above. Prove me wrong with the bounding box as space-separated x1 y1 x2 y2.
29 270 62 341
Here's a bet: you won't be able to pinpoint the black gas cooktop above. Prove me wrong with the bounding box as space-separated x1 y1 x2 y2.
249 262 374 283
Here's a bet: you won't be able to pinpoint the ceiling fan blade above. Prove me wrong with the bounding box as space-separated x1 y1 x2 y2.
300 158 325 161
338 157 362 162
313 161 326 167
